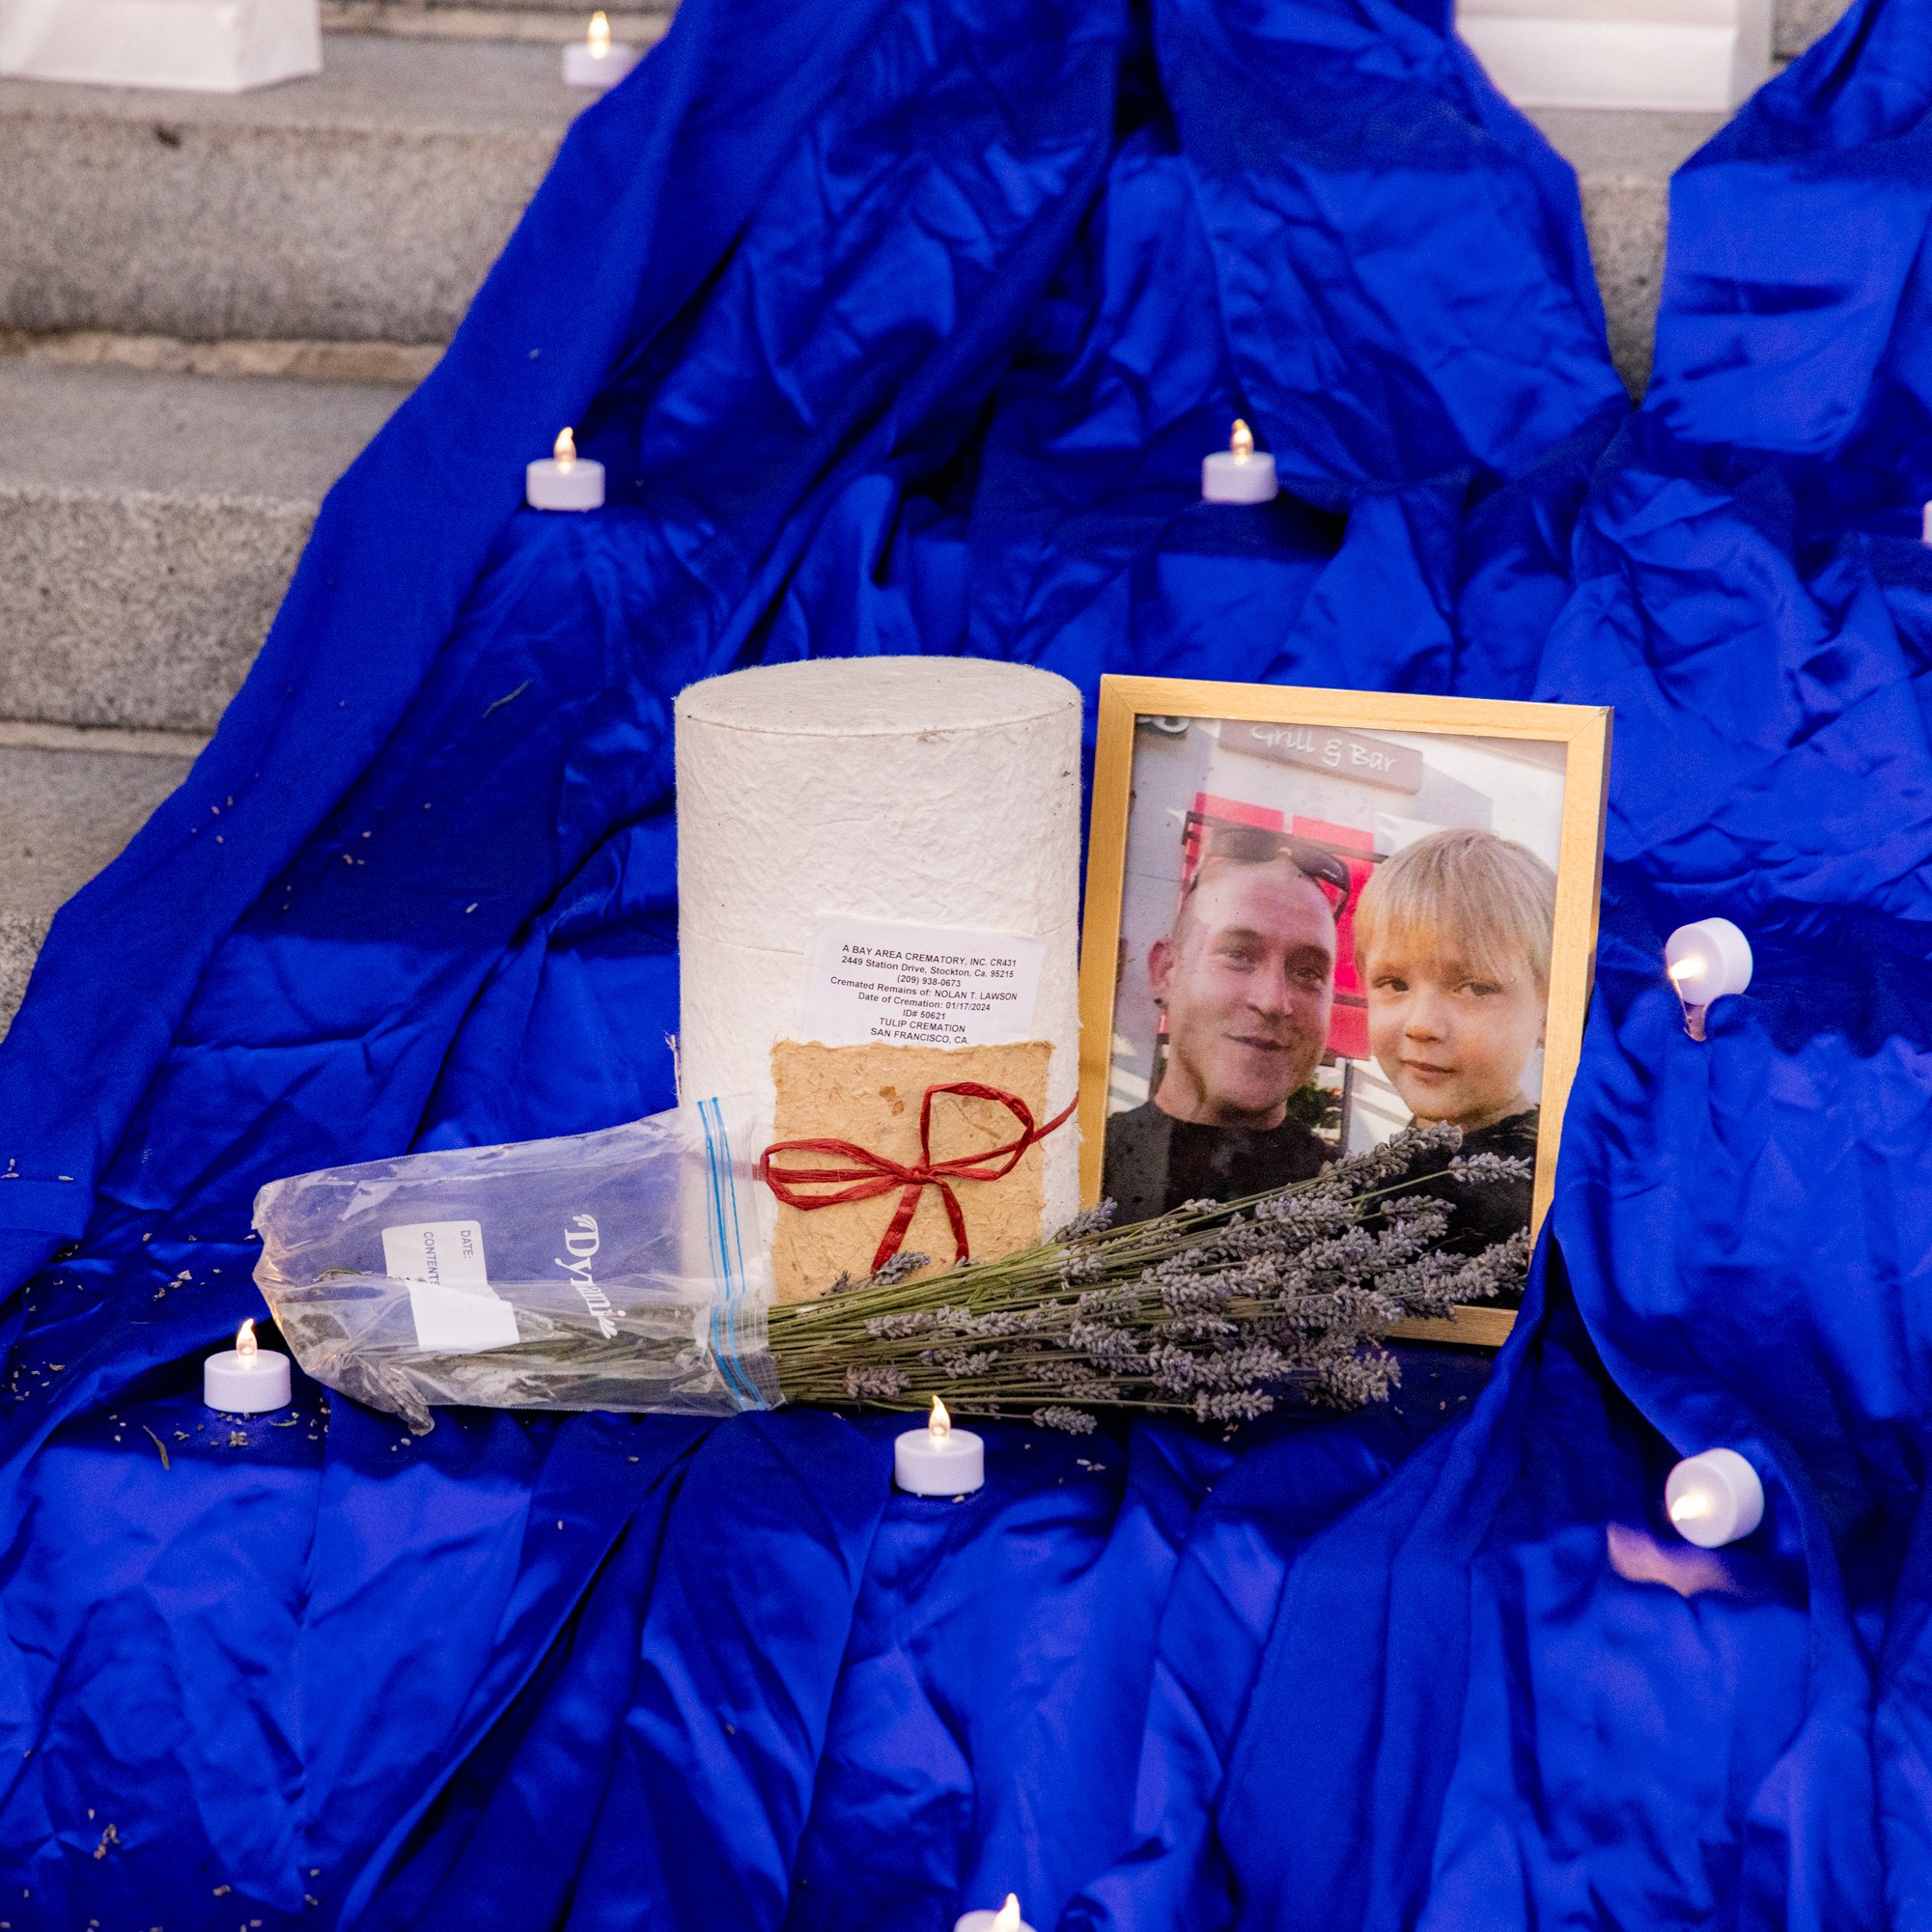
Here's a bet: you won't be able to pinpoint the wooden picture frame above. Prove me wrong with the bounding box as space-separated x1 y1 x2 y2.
1078 677 1611 1348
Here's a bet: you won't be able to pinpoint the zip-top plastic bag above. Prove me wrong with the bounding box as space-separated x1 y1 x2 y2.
253 1096 778 1433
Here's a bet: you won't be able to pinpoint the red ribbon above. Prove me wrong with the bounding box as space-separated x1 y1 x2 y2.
758 1080 1078 1275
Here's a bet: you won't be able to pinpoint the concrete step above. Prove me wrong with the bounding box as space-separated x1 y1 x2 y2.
327 0 1844 48
321 4 669 44
0 36 574 346
1530 106 1722 397
1 328 439 386
1777 0 1851 57
0 725 201 1038
336 0 651 15
0 23 1852 772
0 358 403 734
0 101 1766 768
0 26 1843 390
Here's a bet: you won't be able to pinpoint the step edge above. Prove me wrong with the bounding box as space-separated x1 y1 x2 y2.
0 719 212 759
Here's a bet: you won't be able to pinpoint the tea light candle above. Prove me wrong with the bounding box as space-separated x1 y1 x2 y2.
563 11 640 87
1665 917 1753 1040
957 1894 1034 1932
895 1397 985 1497
1201 418 1277 504
204 1319 292 1414
1666 1448 1764 1549
526 427 605 512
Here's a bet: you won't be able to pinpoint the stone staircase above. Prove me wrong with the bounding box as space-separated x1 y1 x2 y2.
0 0 1855 1035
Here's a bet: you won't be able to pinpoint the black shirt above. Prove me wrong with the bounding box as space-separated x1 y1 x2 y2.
1101 1100 1330 1230
1383 1106 1539 1305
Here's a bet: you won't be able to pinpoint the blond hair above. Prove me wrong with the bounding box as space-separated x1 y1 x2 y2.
1353 828 1555 994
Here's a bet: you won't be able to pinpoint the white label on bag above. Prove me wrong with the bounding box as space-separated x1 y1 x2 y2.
804 916 1047 1050
383 1219 488 1288
383 1220 519 1353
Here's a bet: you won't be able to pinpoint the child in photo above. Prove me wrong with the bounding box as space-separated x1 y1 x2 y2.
1353 827 1557 1269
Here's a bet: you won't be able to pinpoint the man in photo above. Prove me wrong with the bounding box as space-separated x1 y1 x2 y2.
1103 826 1350 1226
1355 826 1555 1265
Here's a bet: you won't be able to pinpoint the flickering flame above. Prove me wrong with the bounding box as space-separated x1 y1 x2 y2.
929 1395 951 1442
236 1318 258 1366
1666 955 1707 986
1667 1488 1712 1526
992 1895 1022 1932
1230 418 1254 462
587 10 610 55
554 426 577 468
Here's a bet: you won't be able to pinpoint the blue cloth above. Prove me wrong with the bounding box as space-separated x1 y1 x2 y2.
1064 5 1932 1928
1 0 1921 1921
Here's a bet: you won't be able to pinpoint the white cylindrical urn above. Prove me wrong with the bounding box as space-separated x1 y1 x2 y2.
675 657 1083 1249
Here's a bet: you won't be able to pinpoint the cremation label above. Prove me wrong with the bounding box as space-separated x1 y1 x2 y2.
804 917 1047 1049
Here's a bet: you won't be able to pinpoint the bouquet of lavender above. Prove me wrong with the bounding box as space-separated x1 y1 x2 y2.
770 1123 1531 1434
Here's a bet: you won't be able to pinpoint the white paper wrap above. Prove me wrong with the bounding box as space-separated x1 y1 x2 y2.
0 0 322 91
676 658 1084 1233
1455 0 1770 112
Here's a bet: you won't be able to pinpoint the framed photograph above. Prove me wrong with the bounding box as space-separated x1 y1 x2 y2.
1078 677 1610 1347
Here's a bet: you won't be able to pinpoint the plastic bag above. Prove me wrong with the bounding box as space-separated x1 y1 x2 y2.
253 1096 778 1433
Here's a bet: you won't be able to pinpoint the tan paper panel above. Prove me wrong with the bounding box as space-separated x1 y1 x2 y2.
768 1040 1053 1302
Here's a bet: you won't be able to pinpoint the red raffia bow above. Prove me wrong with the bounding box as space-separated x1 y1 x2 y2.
758 1080 1078 1275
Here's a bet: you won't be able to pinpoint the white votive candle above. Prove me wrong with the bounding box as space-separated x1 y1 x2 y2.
895 1397 985 1497
526 426 605 511
957 1894 1036 1932
204 1318 292 1414
1666 1448 1764 1549
1665 916 1753 1040
1201 418 1277 504
563 12 640 87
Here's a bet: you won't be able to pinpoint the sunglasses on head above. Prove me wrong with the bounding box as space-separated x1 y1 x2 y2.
1189 824 1355 915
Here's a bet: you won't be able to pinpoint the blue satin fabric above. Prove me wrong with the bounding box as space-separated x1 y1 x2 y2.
0 0 1918 1921
1067 4 1930 1927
